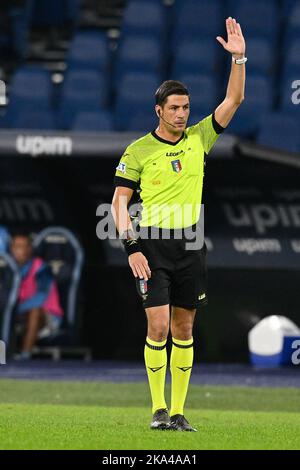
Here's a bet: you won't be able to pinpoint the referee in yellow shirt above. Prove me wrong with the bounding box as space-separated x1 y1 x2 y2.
112 18 246 431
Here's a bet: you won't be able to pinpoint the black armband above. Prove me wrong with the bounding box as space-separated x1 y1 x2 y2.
120 230 142 256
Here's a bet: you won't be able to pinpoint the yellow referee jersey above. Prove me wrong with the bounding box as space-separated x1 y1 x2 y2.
114 114 224 229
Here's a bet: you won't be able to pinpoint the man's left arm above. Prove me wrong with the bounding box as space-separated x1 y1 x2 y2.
214 17 246 128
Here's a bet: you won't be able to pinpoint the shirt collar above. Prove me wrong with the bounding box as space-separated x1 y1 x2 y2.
151 130 185 146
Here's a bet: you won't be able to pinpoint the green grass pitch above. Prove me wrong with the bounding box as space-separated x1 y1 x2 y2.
0 379 300 450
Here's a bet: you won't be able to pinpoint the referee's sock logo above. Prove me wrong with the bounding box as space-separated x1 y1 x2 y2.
177 366 192 373
148 365 165 373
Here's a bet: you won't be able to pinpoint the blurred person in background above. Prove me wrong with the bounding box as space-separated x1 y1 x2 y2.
11 231 63 360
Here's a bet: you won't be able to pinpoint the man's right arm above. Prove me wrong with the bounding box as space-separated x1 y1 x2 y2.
111 186 135 239
111 186 151 281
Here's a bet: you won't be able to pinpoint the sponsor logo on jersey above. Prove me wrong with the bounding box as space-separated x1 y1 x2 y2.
166 150 184 157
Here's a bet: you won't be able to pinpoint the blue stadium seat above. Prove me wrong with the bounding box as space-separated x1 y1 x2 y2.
284 39 300 69
0 253 20 348
286 1 300 33
172 0 223 45
0 3 32 58
227 75 273 137
8 66 53 110
122 0 165 38
281 62 300 82
58 70 107 129
281 28 300 48
171 38 219 76
176 74 219 116
115 35 164 79
29 0 80 28
246 37 275 74
67 31 110 72
9 110 57 130
227 0 279 40
9 3 32 58
65 0 81 24
282 0 297 18
4 66 53 128
72 111 114 131
121 112 157 133
115 72 160 131
257 112 300 153
32 227 84 346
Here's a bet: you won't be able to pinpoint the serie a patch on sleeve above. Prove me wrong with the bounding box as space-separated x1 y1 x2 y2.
116 162 126 174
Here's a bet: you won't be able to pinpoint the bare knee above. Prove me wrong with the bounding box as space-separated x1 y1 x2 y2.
148 324 169 342
148 316 169 341
171 322 193 341
146 305 170 342
171 307 196 340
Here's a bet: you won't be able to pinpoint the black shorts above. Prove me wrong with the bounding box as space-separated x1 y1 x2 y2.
137 229 208 310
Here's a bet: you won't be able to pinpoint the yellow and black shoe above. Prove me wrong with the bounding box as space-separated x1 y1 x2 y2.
150 408 170 430
170 414 197 432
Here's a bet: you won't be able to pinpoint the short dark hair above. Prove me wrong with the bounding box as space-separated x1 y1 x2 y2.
11 229 31 241
155 80 189 106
